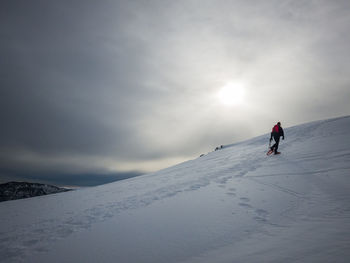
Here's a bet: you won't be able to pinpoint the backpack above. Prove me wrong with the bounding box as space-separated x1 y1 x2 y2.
272 125 279 133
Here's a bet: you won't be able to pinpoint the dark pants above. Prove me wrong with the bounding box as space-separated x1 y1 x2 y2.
271 135 280 153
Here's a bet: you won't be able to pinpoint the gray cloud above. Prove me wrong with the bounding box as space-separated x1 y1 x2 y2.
1 0 350 185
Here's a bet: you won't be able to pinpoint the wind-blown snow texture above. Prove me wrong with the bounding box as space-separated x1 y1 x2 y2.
1 116 350 263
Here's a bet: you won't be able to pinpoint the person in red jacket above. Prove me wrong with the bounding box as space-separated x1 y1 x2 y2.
270 122 284 154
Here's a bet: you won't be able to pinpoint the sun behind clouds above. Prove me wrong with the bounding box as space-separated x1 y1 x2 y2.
217 82 246 106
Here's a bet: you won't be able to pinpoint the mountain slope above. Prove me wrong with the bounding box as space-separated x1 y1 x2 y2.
1 116 350 263
0 182 71 202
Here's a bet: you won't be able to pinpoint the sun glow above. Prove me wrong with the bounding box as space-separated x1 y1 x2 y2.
217 82 246 106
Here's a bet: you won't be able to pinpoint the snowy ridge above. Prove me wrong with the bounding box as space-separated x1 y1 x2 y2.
1 116 350 262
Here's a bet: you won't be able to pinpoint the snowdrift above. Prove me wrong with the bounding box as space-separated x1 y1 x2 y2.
1 116 350 263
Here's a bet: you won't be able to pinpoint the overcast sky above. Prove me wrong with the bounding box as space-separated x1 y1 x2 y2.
1 0 350 186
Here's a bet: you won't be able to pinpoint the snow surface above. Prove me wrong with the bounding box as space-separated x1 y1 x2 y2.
1 116 350 263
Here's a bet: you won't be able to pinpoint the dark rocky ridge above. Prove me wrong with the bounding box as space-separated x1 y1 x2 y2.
0 182 71 202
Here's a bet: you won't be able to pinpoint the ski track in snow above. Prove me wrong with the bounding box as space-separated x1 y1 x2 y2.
0 150 267 261
1 116 350 262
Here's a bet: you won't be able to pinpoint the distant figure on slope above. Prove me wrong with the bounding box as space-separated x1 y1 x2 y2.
269 122 284 155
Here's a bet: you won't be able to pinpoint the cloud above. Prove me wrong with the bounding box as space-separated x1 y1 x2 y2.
1 0 350 185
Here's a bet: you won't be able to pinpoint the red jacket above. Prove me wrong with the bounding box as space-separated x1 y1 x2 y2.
270 124 284 139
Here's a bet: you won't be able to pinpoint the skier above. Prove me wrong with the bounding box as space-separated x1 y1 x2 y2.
269 122 284 155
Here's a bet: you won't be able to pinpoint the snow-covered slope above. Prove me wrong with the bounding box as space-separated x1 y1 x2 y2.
1 116 350 263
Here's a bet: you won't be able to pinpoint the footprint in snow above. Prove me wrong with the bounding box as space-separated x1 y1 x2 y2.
255 209 269 217
226 192 236 197
238 203 253 209
253 216 268 223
